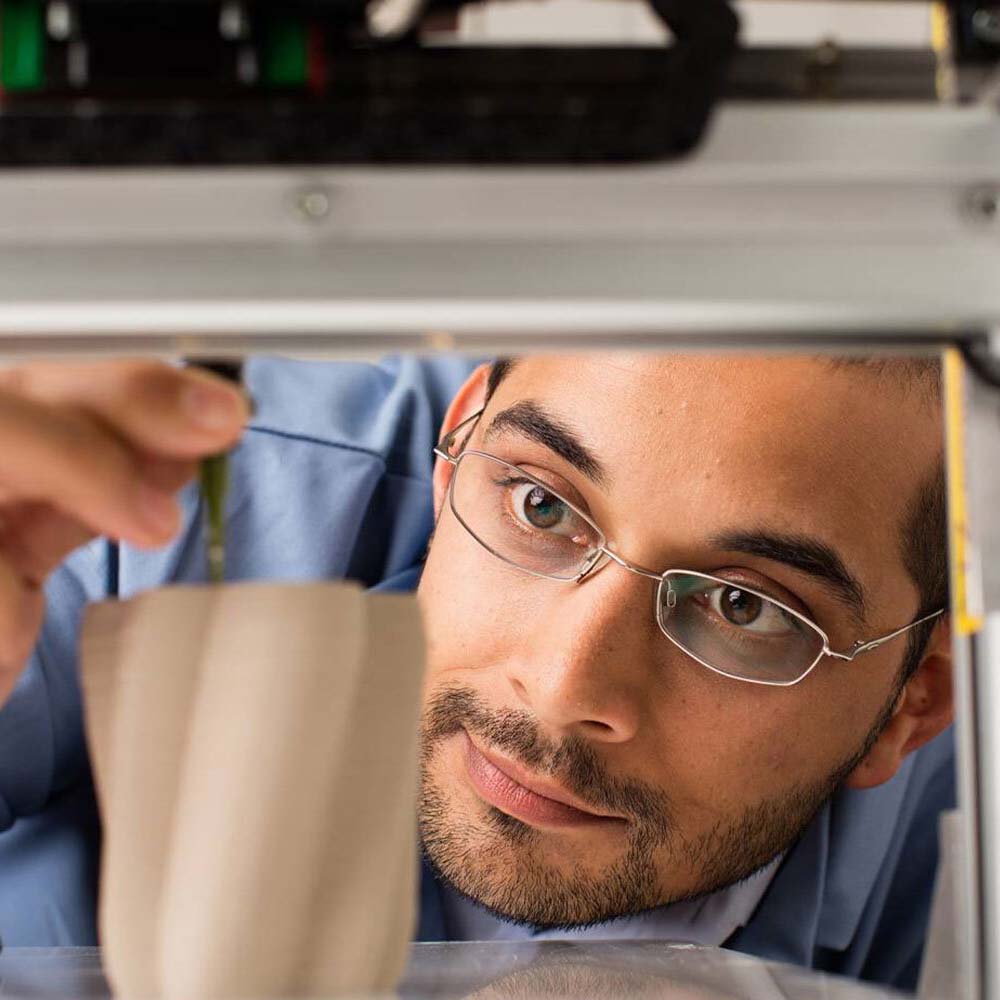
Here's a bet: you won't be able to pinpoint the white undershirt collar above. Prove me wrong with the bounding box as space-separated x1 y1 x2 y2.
442 855 783 945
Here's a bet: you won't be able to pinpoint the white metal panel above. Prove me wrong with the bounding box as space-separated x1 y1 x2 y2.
0 106 996 354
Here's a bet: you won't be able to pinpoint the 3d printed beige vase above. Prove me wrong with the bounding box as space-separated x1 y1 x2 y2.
80 581 424 999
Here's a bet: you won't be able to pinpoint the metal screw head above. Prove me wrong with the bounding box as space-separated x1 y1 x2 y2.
810 37 841 69
962 183 1000 224
219 1 250 41
804 38 841 98
46 1 75 41
293 187 332 223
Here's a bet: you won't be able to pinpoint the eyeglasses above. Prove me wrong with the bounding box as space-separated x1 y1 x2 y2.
434 410 945 688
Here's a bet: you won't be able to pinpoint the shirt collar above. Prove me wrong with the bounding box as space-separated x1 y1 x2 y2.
439 857 783 945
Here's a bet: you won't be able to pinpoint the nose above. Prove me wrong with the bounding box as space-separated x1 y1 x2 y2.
503 565 659 744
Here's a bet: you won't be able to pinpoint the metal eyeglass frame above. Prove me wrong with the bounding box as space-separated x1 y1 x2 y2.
434 409 946 687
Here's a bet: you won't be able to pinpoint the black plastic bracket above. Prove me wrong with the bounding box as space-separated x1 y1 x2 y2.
0 0 741 164
646 0 741 153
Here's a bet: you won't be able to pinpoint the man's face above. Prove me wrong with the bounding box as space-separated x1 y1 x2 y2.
416 354 943 928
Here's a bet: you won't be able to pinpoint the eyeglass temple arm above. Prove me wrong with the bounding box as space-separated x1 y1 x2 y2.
434 408 486 461
827 607 946 662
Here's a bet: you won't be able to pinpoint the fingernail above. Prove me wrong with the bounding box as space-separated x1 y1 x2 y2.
137 484 177 535
183 382 244 430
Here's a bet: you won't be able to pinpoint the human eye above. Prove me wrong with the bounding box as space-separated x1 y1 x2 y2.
699 583 805 638
498 476 586 539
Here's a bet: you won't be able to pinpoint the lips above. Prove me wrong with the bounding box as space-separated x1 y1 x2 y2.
462 731 625 830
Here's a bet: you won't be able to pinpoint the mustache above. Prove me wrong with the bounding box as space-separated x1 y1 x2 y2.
421 686 673 833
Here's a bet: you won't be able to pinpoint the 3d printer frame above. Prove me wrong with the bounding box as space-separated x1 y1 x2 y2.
0 2 999 998
0 103 997 1000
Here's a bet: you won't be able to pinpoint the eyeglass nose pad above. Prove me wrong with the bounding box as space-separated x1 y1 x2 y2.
655 582 678 621
577 549 607 581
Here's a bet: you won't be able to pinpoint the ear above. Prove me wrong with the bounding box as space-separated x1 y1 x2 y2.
432 363 492 517
845 618 953 790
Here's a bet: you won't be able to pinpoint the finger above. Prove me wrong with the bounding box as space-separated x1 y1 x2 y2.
137 455 200 495
0 392 181 548
0 503 97 587
0 558 44 704
1 360 249 460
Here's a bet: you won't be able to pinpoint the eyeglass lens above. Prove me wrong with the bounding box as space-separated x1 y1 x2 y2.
451 452 826 683
657 573 825 684
451 451 604 580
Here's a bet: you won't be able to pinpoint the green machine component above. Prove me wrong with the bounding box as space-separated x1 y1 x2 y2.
188 359 245 585
0 3 316 98
200 452 230 585
0 0 45 92
262 14 309 88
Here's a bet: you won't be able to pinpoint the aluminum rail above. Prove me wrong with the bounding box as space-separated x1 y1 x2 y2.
0 104 996 358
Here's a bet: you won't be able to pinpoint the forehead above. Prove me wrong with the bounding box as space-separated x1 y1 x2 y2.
491 354 942 596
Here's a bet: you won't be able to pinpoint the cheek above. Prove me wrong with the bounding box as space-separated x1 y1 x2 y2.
643 661 887 821
816 655 901 758
655 681 801 794
418 511 537 679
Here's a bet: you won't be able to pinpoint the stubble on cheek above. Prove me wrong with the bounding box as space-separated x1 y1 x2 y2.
418 741 669 929
416 683 891 929
415 686 677 928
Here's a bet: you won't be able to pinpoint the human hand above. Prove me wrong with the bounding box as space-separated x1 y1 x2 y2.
0 360 249 706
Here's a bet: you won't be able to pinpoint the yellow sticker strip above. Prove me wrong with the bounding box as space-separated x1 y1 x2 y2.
944 347 985 636
930 1 950 53
930 2 953 101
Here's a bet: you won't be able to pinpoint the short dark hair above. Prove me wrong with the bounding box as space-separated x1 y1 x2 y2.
486 358 515 404
829 358 947 685
483 355 947 686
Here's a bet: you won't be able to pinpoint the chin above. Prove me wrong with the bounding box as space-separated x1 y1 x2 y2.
419 747 665 929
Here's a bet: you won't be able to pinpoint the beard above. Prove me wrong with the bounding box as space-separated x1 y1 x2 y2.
418 684 890 930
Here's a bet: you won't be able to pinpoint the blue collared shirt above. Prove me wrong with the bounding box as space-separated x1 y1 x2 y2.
0 356 954 992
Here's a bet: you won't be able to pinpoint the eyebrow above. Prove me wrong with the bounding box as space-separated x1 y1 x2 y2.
709 529 869 625
483 401 608 487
